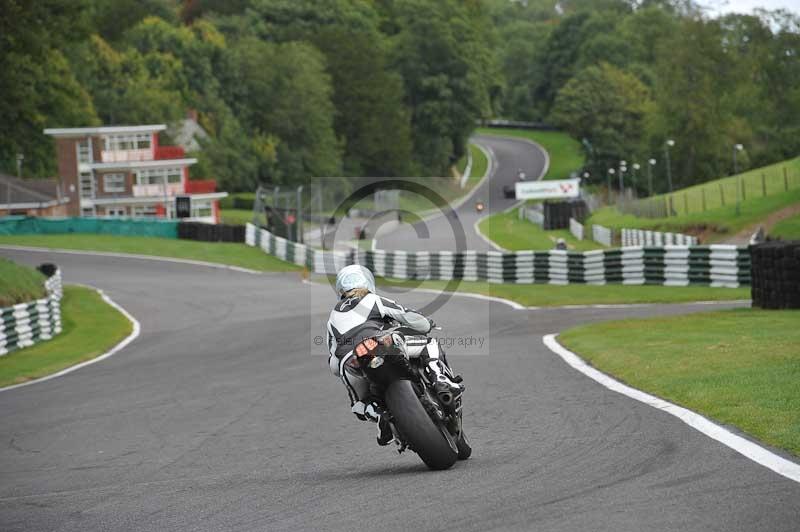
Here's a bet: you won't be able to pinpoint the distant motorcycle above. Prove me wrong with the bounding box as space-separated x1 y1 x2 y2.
345 322 471 470
475 201 485 213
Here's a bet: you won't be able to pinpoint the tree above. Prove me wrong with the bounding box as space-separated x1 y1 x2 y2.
221 37 341 182
551 62 654 186
0 0 98 176
390 0 497 174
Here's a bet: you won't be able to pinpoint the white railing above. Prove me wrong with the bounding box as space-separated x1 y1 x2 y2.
621 228 698 246
569 218 584 240
592 224 613 247
101 149 153 163
132 183 183 197
523 206 544 227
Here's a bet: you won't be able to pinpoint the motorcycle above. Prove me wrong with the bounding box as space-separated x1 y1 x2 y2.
475 201 485 213
345 322 471 470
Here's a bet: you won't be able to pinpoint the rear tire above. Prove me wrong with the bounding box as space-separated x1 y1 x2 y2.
384 380 458 470
456 431 472 460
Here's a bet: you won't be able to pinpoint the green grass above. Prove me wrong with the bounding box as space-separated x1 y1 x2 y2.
376 277 749 307
0 285 133 387
476 127 585 180
0 258 46 307
639 157 800 217
0 234 301 272
467 142 489 188
220 208 255 226
770 214 800 240
559 308 800 456
588 188 800 241
478 208 603 251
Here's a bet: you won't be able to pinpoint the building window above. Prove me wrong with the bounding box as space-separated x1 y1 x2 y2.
77 139 92 164
105 207 126 217
192 201 213 218
132 205 157 218
136 167 182 185
104 133 151 152
103 173 126 193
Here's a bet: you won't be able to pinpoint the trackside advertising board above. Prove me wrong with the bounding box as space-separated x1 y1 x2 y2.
515 179 580 200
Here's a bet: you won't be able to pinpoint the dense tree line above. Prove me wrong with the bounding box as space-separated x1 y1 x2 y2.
1 0 798 194
488 0 800 191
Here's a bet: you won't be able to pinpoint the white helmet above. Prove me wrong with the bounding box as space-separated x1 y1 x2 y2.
335 265 376 297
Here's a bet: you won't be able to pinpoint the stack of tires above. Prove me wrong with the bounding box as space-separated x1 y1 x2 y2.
750 241 800 309
178 222 246 243
543 200 588 230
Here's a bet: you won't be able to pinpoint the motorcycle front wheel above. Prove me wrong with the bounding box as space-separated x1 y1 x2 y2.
384 379 458 470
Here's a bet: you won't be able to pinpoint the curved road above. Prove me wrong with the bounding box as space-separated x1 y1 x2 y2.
1 249 798 532
376 134 548 252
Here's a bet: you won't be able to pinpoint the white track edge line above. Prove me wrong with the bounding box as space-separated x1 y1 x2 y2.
542 333 800 484
0 285 141 393
0 245 264 275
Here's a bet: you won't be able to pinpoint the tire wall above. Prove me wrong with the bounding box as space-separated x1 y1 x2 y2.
750 241 800 309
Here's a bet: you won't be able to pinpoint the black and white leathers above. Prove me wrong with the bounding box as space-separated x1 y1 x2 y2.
326 292 432 406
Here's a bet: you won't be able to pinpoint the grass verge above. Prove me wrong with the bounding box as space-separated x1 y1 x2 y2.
0 234 301 272
0 286 133 387
220 208 255 226
478 208 603 251
0 258 46 307
770 214 800 240
376 278 749 307
558 308 800 456
587 188 800 242
476 127 584 180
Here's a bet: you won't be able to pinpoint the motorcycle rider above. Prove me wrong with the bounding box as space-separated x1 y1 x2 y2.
326 264 462 446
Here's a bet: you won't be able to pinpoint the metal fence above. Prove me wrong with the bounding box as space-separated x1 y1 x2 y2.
246 224 750 288
617 159 800 218
0 269 62 356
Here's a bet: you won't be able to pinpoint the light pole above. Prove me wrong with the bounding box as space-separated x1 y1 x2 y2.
664 139 675 193
647 158 656 197
618 160 627 192
15 153 24 179
607 168 615 199
733 143 743 175
632 163 640 195
734 143 744 215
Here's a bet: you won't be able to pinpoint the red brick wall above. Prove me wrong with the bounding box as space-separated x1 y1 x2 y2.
55 138 80 216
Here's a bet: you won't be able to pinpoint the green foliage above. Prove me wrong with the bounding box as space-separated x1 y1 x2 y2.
551 62 653 173
0 258 46 307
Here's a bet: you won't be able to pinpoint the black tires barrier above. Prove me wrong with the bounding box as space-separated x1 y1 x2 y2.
543 200 588 230
37 263 58 278
750 240 800 309
178 222 246 243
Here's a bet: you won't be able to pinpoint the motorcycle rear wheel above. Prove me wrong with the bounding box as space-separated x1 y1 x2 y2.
385 380 458 470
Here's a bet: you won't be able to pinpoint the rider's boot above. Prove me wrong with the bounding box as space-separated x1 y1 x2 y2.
376 417 393 446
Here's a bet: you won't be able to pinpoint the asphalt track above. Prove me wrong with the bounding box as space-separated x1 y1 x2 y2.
376 134 548 252
1 249 799 532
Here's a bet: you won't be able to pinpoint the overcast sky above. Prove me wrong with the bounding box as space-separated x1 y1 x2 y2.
699 0 800 16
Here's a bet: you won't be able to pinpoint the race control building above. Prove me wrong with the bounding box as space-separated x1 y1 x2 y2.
44 124 227 223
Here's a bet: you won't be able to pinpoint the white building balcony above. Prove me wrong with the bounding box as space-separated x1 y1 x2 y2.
132 183 184 197
100 149 154 163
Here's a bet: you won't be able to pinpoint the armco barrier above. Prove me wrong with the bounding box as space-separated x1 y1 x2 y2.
750 240 800 308
1 267 63 356
622 228 698 246
592 224 613 247
245 224 750 287
569 218 584 240
0 216 178 238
